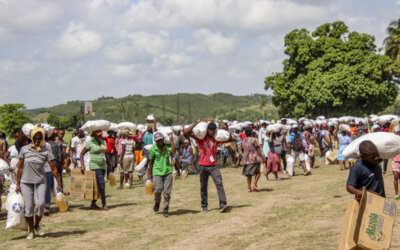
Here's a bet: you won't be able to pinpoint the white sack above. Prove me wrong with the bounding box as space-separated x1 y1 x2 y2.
144 144 153 151
117 122 136 132
339 124 351 133
22 123 35 138
378 115 397 125
146 114 155 121
214 129 230 142
193 122 208 140
109 123 119 133
286 155 295 176
157 127 173 144
305 154 311 171
81 120 110 132
0 158 9 172
267 124 279 133
325 150 332 165
135 158 148 172
342 132 400 159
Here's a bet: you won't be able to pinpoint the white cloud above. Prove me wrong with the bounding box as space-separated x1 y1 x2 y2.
104 31 170 63
0 0 399 108
193 29 237 56
0 0 64 33
47 22 103 59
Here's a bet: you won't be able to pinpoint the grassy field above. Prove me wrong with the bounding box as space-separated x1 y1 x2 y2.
1 160 400 249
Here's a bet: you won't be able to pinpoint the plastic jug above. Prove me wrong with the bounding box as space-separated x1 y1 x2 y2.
181 170 187 180
145 178 154 195
56 191 69 212
109 172 116 186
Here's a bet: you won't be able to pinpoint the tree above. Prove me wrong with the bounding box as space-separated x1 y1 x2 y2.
383 18 400 63
265 21 400 118
118 102 125 120
0 104 30 134
47 113 61 127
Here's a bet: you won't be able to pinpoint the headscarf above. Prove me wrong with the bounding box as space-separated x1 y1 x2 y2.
31 127 46 151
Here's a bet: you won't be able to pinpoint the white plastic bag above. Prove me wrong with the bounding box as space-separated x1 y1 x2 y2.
81 120 111 132
38 123 55 137
157 127 173 144
325 150 332 165
135 158 148 172
378 115 397 125
117 122 136 131
193 122 208 140
286 155 295 176
214 129 230 142
146 114 155 121
305 154 311 171
267 124 279 133
22 123 35 138
0 158 9 172
6 189 27 230
109 123 119 133
342 132 400 159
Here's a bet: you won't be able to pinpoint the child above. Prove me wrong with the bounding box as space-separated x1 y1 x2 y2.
308 137 315 169
346 140 385 200
337 130 352 170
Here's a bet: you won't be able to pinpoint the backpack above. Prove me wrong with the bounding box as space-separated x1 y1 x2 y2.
49 141 62 170
292 133 304 152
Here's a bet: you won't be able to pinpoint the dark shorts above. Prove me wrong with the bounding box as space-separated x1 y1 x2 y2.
242 162 260 176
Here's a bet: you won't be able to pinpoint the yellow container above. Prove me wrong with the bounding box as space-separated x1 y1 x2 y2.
109 172 116 186
145 178 154 195
56 191 69 212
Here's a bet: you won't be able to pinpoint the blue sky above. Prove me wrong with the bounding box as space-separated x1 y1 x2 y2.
0 0 399 108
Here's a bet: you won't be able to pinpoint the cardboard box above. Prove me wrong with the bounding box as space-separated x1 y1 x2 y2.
339 189 396 250
355 189 396 250
338 200 361 250
70 169 100 200
146 120 156 131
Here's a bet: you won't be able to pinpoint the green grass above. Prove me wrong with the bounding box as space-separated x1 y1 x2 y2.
1 160 400 249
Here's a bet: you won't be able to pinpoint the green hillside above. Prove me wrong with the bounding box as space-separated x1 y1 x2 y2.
25 93 278 128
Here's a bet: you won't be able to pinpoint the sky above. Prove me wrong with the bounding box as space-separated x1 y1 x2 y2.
0 0 399 109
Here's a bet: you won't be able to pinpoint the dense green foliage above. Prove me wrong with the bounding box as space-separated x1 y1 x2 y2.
265 21 400 118
25 93 277 128
0 104 30 134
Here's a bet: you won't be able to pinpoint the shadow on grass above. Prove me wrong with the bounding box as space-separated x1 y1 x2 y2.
168 209 200 216
11 230 87 240
258 188 274 192
78 202 136 210
209 204 251 213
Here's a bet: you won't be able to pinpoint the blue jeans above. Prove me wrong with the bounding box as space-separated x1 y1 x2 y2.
93 169 106 206
45 172 54 208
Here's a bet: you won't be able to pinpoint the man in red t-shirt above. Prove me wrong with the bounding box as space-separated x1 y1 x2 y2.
185 121 229 213
104 130 117 180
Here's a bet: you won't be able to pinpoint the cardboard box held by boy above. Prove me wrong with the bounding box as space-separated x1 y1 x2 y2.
339 188 396 250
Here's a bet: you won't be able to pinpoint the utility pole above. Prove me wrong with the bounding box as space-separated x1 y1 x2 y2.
162 95 166 124
176 95 180 124
188 99 192 123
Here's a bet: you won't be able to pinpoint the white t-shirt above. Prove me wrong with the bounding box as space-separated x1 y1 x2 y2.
71 136 91 167
121 139 134 158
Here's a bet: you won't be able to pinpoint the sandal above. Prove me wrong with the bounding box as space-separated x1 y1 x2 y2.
252 186 260 192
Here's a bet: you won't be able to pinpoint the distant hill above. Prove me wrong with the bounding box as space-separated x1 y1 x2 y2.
25 93 278 127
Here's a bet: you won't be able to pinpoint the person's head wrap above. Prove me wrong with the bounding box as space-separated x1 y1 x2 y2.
31 127 46 151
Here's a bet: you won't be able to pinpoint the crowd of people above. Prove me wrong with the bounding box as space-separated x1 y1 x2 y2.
0 115 398 239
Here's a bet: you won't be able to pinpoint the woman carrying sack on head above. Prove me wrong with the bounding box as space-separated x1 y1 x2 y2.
241 128 266 192
16 127 62 240
80 130 110 210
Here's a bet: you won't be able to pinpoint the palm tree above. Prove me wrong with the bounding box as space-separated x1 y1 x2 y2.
383 18 400 63
118 102 125 120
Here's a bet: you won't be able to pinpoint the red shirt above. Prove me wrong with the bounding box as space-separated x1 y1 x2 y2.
239 132 247 141
195 136 221 166
104 137 116 154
